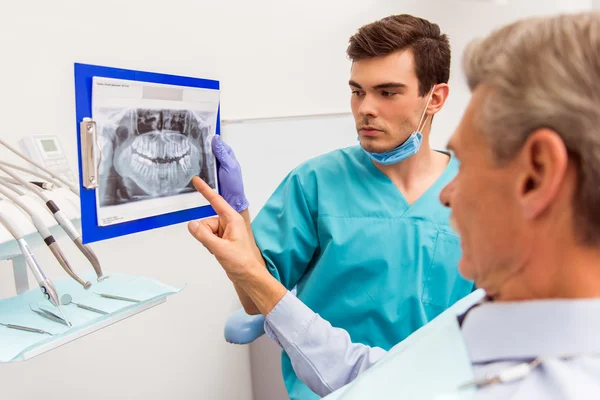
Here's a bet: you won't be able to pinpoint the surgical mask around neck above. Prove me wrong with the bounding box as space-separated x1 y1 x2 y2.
360 89 434 166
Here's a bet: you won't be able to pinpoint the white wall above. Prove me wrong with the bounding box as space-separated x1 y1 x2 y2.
416 0 592 150
0 0 593 399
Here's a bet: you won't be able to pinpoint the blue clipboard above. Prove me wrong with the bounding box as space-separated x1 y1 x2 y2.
74 63 220 244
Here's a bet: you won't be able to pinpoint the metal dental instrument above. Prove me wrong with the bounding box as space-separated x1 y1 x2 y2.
61 294 108 315
0 211 69 325
0 322 53 336
0 164 106 281
0 138 79 195
458 358 543 390
95 293 141 303
38 307 69 325
0 187 91 289
29 305 71 327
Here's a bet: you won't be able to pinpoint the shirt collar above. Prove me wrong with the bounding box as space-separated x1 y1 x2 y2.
461 298 600 363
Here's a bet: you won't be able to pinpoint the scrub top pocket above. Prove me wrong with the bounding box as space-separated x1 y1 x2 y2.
421 231 473 320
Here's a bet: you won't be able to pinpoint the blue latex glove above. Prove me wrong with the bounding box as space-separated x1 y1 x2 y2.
212 135 249 212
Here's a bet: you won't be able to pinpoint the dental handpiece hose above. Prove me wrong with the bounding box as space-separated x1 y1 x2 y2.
0 211 70 325
0 165 106 281
0 160 63 189
0 186 91 289
0 138 79 195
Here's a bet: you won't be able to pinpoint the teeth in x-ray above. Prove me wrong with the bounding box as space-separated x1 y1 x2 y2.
131 154 139 170
134 136 193 160
114 131 202 196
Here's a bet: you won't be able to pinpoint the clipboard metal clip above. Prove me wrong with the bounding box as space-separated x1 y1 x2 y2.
79 117 102 189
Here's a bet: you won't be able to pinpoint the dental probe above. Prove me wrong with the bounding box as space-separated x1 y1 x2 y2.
94 293 141 303
0 322 53 336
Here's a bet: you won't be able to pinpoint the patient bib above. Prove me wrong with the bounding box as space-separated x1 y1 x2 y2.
323 311 476 400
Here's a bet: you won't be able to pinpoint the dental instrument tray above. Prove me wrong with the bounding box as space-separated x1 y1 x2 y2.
0 272 182 362
0 174 184 363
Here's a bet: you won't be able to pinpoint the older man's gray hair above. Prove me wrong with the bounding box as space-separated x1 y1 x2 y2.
463 12 600 245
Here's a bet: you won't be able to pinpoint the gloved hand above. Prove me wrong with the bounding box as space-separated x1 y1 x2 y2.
212 135 249 213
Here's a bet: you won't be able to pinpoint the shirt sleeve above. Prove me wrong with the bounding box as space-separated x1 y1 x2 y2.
264 292 388 397
251 168 319 289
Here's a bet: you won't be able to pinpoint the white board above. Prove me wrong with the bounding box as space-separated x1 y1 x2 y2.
222 113 358 214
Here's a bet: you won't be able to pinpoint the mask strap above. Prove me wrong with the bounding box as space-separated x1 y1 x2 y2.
416 87 435 133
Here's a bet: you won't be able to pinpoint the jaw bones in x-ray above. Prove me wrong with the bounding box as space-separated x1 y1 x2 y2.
111 109 204 198
114 132 200 196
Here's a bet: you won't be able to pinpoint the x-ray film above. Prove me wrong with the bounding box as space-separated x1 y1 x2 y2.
92 77 219 226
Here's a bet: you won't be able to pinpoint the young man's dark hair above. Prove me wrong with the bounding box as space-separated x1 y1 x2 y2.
348 14 451 96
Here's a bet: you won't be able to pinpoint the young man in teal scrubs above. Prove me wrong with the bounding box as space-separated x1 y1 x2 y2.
209 14 474 399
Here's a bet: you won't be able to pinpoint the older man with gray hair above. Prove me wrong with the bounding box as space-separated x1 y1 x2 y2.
188 11 600 399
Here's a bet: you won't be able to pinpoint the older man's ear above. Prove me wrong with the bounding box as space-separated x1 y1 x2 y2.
517 129 569 220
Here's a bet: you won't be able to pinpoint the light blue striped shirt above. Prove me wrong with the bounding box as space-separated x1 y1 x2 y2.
265 291 600 399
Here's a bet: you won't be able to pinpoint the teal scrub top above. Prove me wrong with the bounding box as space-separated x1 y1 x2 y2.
252 145 475 399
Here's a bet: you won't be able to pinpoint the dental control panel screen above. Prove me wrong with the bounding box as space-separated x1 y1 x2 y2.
41 139 58 153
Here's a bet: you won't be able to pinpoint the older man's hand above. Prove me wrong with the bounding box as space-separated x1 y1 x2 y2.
187 176 264 284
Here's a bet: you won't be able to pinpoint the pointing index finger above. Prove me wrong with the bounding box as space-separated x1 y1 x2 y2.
192 177 238 218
